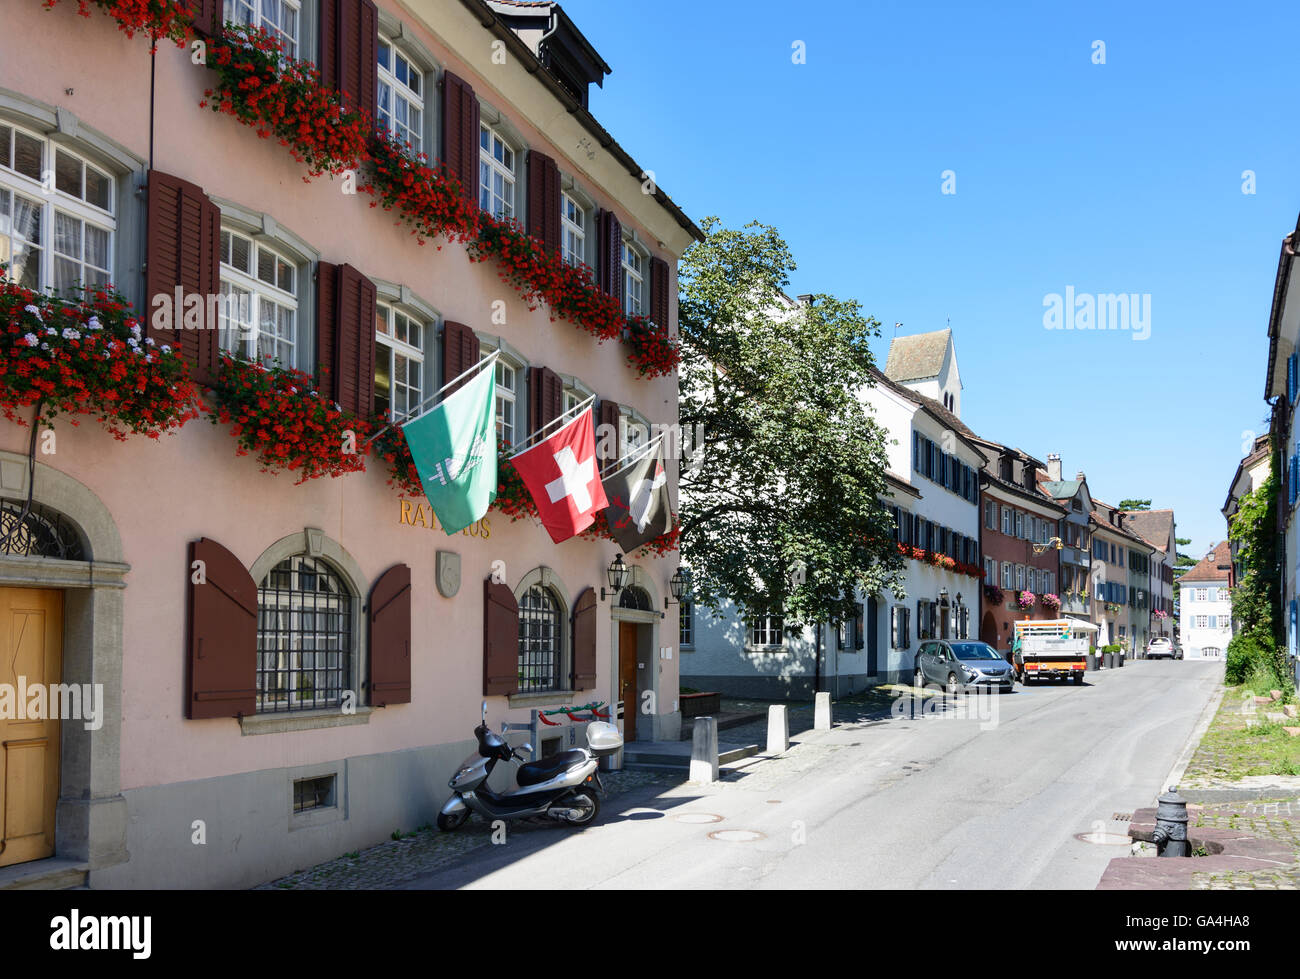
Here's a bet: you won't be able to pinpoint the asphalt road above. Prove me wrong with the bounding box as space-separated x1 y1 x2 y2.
402 659 1223 889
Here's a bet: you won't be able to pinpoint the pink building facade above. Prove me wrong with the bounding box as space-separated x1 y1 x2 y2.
0 0 696 888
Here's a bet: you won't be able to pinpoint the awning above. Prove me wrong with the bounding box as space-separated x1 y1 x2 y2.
1065 616 1099 632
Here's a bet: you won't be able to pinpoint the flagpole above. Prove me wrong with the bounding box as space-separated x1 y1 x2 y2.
507 394 596 458
598 431 666 480
366 350 500 445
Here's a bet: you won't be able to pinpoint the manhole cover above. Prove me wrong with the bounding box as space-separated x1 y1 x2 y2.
1074 832 1131 846
708 830 766 842
674 813 723 824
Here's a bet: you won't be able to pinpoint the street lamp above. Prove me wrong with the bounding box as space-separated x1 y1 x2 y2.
665 568 686 609
602 553 630 601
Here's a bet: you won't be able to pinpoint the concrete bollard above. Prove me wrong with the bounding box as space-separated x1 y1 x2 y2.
767 704 789 754
814 691 831 730
690 716 719 783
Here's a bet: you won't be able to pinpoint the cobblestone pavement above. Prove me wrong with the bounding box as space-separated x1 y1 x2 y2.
1189 798 1300 891
253 767 683 890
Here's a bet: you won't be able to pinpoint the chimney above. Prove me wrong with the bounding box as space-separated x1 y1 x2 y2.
796 294 814 306
1046 453 1061 482
1075 470 1085 482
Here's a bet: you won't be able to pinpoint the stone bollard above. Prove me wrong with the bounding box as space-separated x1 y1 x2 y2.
690 716 719 783
814 691 832 730
767 704 789 754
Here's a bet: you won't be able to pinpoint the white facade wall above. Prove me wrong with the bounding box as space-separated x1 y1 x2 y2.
1179 581 1233 658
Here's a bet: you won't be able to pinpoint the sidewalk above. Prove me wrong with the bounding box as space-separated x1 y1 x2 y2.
1099 682 1300 890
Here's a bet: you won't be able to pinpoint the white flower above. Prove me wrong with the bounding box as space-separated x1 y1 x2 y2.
129 323 142 340
62 328 81 340
45 327 57 336
160 344 172 354
40 342 49 350
145 353 153 363
126 337 139 348
289 386 297 394
144 337 155 347
86 316 102 330
102 350 111 359
23 333 39 347
24 304 41 320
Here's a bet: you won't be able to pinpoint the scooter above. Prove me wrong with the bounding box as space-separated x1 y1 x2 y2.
437 701 624 831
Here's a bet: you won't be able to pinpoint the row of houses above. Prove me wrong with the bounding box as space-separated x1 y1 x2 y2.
0 0 695 888
683 328 1179 698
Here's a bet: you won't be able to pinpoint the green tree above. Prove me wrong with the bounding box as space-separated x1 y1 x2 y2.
1227 470 1286 689
677 218 903 628
1119 499 1152 510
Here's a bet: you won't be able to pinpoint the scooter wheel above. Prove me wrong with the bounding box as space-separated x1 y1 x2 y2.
437 808 469 832
556 787 600 827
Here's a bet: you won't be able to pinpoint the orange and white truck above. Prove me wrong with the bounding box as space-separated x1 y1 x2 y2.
1013 619 1088 685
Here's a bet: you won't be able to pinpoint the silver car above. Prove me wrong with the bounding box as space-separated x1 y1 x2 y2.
913 640 1015 694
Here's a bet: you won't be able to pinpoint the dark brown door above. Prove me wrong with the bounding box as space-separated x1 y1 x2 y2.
619 621 638 743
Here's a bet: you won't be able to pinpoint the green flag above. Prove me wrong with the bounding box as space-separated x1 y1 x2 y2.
401 363 497 535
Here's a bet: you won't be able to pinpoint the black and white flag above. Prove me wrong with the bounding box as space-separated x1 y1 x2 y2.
601 439 672 552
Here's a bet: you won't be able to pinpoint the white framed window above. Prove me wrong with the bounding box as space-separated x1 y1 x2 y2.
377 38 424 154
621 409 649 458
1016 565 1026 591
679 598 694 647
225 0 299 57
375 304 425 422
1001 506 1012 536
984 556 995 583
0 125 115 295
479 124 516 220
1195 616 1208 629
482 344 518 447
218 228 298 367
561 192 585 267
1001 562 1013 590
622 237 644 316
1015 512 1025 538
1195 588 1207 602
750 614 784 647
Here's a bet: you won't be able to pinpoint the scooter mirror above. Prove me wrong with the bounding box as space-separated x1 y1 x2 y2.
520 743 534 757
481 700 487 723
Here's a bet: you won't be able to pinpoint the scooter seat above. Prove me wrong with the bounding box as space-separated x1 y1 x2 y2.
516 749 587 787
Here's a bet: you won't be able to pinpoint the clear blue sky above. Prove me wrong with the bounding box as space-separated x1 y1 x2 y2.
563 0 1300 558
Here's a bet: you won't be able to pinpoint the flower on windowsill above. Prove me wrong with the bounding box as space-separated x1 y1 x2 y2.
1040 593 1061 610
1017 590 1036 610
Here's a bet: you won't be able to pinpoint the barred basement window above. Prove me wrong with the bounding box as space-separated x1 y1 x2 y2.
293 775 336 813
257 556 354 714
518 585 562 693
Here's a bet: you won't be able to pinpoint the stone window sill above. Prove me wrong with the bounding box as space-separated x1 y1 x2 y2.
240 706 373 736
508 690 576 709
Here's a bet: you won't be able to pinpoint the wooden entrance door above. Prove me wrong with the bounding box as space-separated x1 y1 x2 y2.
618 621 639 743
0 588 63 868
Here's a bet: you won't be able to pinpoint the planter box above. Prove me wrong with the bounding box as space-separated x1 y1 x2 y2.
680 692 721 719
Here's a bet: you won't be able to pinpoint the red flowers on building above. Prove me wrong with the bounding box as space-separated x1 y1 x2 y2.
0 281 199 439
206 355 372 484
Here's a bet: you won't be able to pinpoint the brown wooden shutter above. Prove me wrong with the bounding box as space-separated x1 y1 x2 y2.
598 398 622 465
186 538 257 719
185 0 221 37
484 578 519 696
368 564 411 706
441 320 480 395
650 256 670 328
598 209 623 303
316 260 339 395
526 150 561 254
571 587 597 690
320 0 379 120
441 71 480 204
334 263 377 417
145 170 220 384
528 365 562 435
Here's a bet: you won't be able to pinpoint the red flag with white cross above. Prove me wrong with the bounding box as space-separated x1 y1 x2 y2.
510 407 609 543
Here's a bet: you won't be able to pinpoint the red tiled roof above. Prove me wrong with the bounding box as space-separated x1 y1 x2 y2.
1178 541 1232 583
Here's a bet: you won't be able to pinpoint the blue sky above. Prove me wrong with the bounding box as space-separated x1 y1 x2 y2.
562 0 1300 558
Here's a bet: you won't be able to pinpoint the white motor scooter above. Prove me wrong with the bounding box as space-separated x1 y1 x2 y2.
437 701 623 831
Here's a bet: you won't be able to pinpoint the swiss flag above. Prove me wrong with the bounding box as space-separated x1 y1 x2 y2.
510 407 610 543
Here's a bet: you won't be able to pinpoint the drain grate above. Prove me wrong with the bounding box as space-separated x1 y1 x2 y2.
1112 812 1133 822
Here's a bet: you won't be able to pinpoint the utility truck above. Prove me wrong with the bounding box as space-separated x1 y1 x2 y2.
1013 619 1088 685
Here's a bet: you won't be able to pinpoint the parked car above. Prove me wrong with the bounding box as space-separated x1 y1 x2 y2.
1146 637 1175 660
914 640 1015 694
